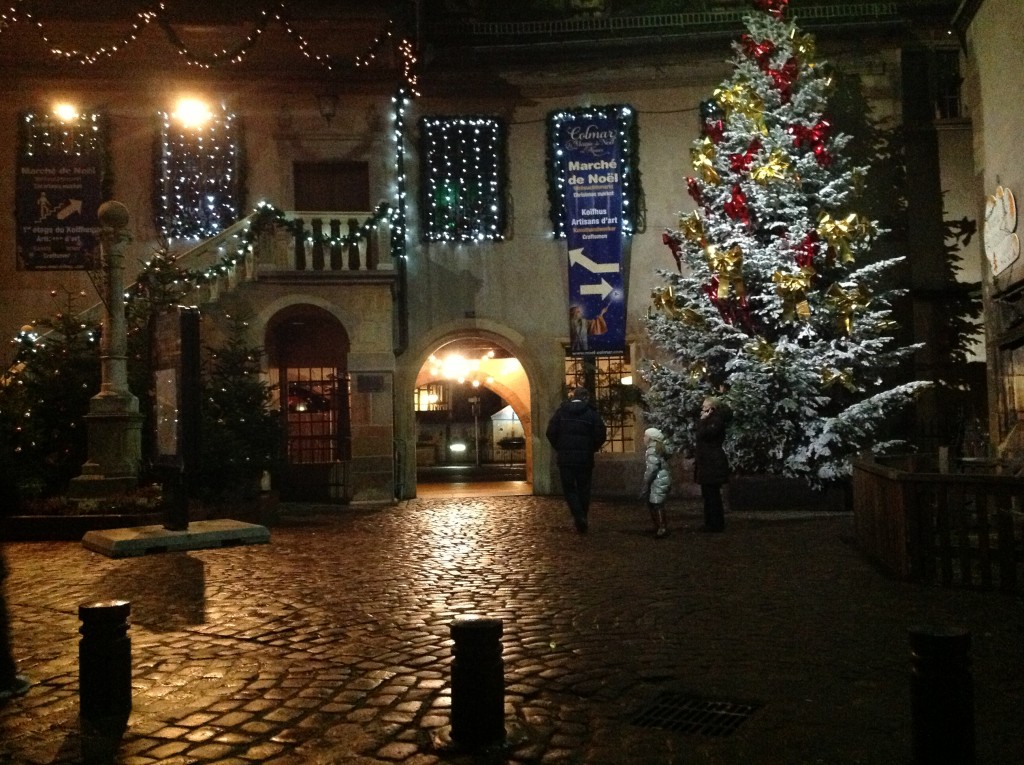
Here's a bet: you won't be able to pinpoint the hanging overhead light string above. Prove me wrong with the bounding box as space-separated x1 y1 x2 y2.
0 0 412 86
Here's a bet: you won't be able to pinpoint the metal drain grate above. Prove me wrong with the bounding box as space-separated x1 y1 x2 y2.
629 691 761 737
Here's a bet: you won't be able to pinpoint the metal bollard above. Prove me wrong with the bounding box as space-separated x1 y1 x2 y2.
79 600 132 742
450 615 505 750
909 626 975 765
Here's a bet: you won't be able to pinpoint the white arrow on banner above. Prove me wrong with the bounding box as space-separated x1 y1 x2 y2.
568 247 620 274
580 279 613 299
56 200 83 220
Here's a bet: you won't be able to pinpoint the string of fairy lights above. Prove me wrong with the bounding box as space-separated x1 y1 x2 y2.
0 1 415 87
155 103 242 240
419 116 506 243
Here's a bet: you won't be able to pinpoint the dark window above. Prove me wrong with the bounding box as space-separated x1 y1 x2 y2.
294 161 370 211
418 116 507 242
564 352 636 454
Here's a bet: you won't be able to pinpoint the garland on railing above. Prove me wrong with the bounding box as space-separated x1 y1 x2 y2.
128 200 395 304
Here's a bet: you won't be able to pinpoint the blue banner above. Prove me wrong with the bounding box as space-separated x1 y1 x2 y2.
16 155 102 270
560 114 626 355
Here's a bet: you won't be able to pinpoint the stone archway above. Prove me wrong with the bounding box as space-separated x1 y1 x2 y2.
265 304 351 502
411 333 534 495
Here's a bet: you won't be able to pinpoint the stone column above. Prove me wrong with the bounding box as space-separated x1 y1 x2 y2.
69 201 143 498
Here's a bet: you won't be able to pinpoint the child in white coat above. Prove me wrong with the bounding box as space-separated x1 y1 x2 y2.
640 427 672 538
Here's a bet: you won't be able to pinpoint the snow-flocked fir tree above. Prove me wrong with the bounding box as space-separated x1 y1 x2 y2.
641 0 929 487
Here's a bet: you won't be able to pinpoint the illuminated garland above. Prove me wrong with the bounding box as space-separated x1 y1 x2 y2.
127 201 394 304
0 1 415 87
391 88 410 261
154 106 244 240
545 104 642 239
418 116 507 243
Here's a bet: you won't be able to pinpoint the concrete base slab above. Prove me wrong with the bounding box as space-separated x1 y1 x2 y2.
82 519 270 558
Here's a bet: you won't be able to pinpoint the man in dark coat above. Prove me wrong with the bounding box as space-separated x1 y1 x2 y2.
694 396 731 532
546 386 607 533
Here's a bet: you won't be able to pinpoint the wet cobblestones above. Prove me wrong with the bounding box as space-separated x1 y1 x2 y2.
1 496 1022 764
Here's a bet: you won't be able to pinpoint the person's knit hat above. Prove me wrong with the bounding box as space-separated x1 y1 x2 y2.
572 386 590 401
644 427 665 442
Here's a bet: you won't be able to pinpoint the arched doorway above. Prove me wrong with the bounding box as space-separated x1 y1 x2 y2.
265 305 351 502
413 336 532 497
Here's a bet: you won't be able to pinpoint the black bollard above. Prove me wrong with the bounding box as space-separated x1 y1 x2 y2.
909 626 975 765
79 600 132 761
450 616 505 750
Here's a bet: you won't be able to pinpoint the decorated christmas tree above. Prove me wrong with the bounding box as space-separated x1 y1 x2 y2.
641 0 929 487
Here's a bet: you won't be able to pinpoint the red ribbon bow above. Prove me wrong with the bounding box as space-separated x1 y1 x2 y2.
723 185 751 225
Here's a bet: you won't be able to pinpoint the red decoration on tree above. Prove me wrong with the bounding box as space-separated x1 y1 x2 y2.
767 58 799 103
687 176 704 206
741 34 777 68
730 138 763 172
754 0 789 18
723 185 751 225
662 231 683 272
796 231 819 268
703 119 725 143
788 119 832 166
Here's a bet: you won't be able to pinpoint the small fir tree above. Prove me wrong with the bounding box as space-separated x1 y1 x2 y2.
0 290 101 494
198 307 281 502
642 0 929 487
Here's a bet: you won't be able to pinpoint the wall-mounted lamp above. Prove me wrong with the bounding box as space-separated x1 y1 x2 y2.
317 94 338 124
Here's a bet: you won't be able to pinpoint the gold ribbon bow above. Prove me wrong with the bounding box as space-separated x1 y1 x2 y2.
790 29 816 67
751 149 790 184
825 282 870 335
772 266 815 321
707 245 745 299
816 212 871 263
714 82 767 133
821 366 857 392
690 137 720 184
679 210 705 243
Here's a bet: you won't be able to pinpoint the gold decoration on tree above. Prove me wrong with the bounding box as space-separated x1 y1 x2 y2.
817 211 872 263
821 366 857 391
690 138 720 184
772 266 815 321
714 82 767 133
790 29 816 66
747 336 776 363
679 210 705 242
825 282 871 335
651 286 680 317
707 245 745 299
751 149 791 184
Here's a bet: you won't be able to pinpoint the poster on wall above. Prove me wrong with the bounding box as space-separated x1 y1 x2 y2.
556 112 627 355
16 153 102 270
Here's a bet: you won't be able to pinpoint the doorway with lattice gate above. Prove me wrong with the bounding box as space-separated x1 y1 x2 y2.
266 305 351 502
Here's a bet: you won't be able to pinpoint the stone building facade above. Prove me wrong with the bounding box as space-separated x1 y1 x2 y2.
0 1 991 501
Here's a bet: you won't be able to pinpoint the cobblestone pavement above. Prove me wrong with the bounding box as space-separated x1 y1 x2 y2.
1 496 1022 765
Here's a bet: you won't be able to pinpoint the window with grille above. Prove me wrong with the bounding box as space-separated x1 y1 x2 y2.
933 49 962 120
270 366 350 464
414 383 449 412
564 352 636 453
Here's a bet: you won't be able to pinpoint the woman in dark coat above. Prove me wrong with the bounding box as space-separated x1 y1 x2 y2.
694 396 731 532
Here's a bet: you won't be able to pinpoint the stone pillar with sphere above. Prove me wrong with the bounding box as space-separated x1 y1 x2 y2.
69 201 143 498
